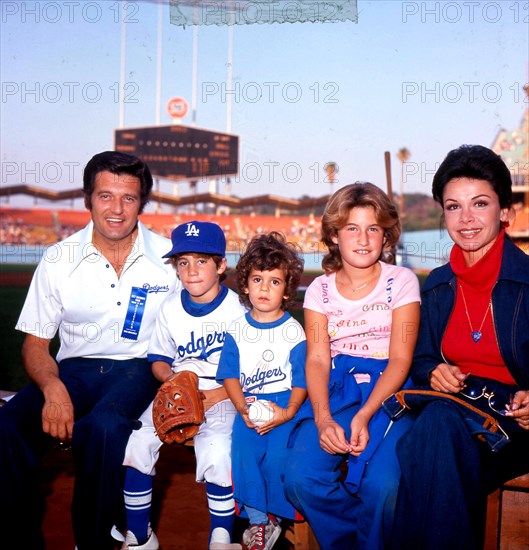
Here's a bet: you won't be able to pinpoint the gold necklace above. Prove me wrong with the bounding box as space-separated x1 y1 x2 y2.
351 276 376 293
459 285 491 343
340 264 380 294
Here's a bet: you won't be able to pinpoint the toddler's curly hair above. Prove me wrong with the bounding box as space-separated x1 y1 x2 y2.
236 232 304 311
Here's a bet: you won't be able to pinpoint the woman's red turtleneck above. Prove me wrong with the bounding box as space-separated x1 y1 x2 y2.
442 230 515 384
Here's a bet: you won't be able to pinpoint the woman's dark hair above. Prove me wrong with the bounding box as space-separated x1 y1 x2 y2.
83 151 153 214
236 232 304 311
432 145 512 208
320 182 401 274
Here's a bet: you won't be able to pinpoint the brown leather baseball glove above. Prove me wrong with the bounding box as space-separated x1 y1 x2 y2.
153 370 205 444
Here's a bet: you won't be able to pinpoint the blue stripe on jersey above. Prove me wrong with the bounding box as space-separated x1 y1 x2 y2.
181 284 229 317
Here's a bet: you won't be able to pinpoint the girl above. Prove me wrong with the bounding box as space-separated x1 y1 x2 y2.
284 182 421 550
217 232 307 550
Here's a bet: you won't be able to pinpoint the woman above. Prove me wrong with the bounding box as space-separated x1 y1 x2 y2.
391 145 529 550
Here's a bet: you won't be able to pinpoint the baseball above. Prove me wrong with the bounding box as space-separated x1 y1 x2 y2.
247 400 275 427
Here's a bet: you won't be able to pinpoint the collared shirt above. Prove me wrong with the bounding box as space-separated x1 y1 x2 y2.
16 221 179 361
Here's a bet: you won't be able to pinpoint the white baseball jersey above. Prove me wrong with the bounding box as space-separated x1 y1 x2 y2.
148 285 246 390
217 311 307 394
124 285 246 481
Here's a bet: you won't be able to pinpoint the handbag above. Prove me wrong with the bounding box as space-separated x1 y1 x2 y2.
382 388 511 452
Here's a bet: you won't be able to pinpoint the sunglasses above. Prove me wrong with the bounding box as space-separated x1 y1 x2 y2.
460 381 512 417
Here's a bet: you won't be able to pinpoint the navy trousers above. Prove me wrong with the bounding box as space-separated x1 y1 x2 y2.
0 357 159 550
391 400 529 550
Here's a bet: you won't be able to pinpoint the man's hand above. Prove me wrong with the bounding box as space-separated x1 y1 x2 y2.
41 380 74 441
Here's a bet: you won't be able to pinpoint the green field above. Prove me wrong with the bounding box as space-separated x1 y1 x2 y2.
0 265 427 392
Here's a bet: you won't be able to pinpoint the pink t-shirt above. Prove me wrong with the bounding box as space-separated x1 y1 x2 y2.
303 262 420 359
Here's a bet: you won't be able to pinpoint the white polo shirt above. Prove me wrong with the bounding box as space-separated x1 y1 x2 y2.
16 221 179 362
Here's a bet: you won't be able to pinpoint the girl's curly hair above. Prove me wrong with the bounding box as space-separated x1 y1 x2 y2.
236 232 304 311
321 182 401 274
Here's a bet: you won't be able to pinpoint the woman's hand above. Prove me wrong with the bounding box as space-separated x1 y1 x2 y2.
505 390 529 430
317 419 352 455
430 363 467 393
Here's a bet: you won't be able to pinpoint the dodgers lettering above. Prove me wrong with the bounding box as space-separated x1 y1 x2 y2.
241 366 287 392
177 330 226 359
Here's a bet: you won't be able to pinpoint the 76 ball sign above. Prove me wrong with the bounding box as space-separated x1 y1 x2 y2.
167 97 189 120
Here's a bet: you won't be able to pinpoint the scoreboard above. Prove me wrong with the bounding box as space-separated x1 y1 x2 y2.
115 125 239 180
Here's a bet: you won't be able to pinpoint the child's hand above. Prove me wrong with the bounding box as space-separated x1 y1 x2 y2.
240 406 256 429
349 413 370 456
317 419 352 455
254 403 289 435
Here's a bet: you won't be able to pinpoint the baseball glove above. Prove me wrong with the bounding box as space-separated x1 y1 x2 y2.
153 370 205 444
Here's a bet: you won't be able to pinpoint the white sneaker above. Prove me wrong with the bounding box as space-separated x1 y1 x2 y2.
209 526 242 549
120 528 159 550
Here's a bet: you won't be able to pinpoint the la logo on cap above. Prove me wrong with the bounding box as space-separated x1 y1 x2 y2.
185 223 200 237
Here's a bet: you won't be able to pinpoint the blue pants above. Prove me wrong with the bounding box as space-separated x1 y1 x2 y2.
0 357 159 550
232 391 299 520
284 405 412 550
391 400 529 550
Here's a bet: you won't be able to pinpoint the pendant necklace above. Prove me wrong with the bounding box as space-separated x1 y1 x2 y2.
458 285 491 343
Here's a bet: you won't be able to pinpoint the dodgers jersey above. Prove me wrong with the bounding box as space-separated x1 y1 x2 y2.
148 285 246 390
217 311 307 394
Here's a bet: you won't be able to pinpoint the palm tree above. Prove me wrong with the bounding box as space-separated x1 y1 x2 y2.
324 162 338 195
396 148 411 218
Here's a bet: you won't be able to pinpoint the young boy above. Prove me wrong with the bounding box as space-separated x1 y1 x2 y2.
216 232 307 550
120 221 246 550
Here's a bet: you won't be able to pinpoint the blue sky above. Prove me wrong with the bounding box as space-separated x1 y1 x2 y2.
1 0 527 211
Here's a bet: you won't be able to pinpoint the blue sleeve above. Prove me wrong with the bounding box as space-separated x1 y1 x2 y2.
216 333 241 382
290 340 307 389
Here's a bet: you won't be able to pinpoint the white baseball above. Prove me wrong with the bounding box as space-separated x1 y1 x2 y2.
248 400 275 427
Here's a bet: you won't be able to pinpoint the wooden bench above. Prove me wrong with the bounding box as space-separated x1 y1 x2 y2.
485 473 529 550
284 520 319 549
284 473 529 550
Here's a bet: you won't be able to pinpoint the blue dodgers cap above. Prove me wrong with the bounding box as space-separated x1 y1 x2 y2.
163 221 226 258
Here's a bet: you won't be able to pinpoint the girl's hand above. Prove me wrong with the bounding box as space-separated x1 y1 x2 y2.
505 390 529 430
430 363 467 393
349 412 370 457
317 419 352 455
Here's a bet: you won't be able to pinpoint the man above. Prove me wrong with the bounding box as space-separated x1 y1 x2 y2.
0 151 178 549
